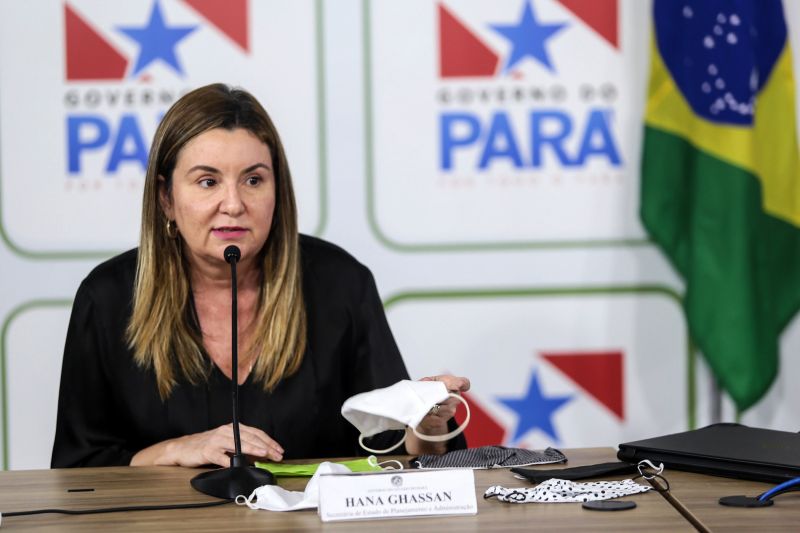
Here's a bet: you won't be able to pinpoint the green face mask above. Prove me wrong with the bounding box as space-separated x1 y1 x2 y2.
255 456 387 477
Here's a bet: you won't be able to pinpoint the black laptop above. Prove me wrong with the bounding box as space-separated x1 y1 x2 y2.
617 423 800 483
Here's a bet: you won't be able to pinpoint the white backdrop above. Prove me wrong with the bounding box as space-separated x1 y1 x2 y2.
1 0 799 470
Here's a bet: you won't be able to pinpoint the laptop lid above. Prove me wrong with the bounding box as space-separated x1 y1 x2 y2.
617 423 800 483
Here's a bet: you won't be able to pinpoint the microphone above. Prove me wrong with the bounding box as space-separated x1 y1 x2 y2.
191 246 276 499
224 245 241 264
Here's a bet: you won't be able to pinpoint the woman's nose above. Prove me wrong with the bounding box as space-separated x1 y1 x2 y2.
220 184 245 216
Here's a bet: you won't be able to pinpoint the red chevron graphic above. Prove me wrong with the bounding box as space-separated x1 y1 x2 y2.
438 4 499 78
556 0 618 49
183 0 249 53
65 4 128 80
542 350 624 420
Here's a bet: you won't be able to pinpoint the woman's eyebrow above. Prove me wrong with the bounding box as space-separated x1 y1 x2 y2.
186 163 271 175
186 164 220 174
242 162 272 174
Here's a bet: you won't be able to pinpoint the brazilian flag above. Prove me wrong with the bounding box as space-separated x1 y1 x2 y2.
641 0 800 411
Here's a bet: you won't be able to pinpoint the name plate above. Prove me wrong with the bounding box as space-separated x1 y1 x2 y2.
318 468 477 522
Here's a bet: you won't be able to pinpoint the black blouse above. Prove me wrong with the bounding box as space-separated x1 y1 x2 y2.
52 235 459 468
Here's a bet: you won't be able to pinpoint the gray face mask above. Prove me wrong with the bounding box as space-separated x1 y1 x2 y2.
413 446 567 469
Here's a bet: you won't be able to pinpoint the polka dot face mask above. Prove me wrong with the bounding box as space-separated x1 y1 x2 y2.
484 478 651 504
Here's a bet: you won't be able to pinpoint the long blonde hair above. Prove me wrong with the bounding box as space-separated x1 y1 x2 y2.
127 83 307 399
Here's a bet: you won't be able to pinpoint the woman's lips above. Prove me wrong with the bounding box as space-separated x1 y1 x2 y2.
212 227 247 240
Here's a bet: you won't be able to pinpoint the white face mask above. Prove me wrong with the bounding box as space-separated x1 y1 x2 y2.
236 462 352 512
236 459 403 512
341 380 471 454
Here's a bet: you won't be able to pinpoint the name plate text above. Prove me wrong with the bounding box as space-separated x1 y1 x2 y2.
318 468 477 522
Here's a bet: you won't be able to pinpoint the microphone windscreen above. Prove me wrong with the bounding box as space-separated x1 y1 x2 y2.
224 245 241 264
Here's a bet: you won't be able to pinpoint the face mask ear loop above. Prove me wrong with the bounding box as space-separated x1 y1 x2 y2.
366 455 403 471
236 491 258 509
378 459 404 470
358 431 407 454
411 393 471 442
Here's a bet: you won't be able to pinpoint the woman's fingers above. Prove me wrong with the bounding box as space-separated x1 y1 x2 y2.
421 375 470 394
172 431 230 468
418 374 471 423
204 448 233 468
438 400 459 417
429 399 459 420
443 375 470 393
174 424 284 467
237 424 284 461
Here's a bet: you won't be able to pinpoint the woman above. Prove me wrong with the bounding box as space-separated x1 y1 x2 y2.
51 84 469 468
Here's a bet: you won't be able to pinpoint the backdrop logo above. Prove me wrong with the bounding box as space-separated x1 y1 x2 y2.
439 0 617 78
435 0 622 183
65 0 249 81
456 351 624 447
62 0 249 184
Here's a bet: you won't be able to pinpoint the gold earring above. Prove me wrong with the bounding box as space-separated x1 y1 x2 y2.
166 219 179 239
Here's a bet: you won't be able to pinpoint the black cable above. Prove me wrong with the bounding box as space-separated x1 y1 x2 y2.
3 498 233 517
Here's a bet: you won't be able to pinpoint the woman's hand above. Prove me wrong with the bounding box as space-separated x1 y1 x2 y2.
130 423 284 467
405 374 470 455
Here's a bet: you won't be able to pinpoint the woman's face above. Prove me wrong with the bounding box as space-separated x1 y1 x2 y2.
160 127 276 270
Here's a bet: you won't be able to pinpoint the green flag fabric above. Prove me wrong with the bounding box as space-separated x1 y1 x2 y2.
641 1 800 411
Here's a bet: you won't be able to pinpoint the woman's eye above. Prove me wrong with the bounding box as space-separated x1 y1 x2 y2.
199 178 216 188
246 176 261 186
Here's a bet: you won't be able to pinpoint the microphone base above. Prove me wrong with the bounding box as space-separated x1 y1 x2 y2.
191 465 276 500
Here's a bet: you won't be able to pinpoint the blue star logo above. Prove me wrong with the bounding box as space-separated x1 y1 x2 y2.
118 0 198 78
498 370 572 443
490 1 567 74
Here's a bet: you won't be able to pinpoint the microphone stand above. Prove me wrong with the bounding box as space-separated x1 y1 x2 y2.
191 245 276 499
